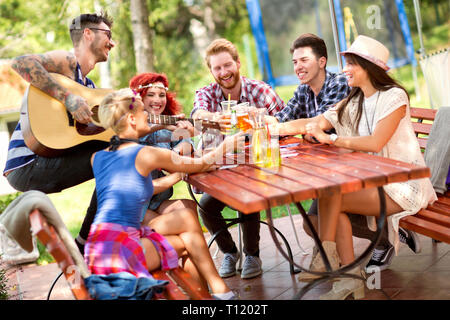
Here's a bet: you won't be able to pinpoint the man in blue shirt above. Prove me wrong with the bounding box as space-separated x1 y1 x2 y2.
271 33 350 233
3 12 115 254
272 34 420 275
274 33 350 142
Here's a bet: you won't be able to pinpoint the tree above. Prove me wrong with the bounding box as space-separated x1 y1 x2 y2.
130 0 154 73
0 0 253 115
0 0 74 57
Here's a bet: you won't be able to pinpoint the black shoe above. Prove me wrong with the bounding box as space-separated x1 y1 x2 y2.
365 245 395 272
75 237 85 256
398 227 421 253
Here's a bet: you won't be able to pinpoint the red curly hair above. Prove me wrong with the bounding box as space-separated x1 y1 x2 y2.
129 73 181 116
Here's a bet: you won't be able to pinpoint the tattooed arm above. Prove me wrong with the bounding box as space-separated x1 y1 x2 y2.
11 50 93 124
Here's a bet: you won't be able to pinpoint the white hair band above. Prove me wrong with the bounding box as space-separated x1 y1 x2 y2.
137 83 168 91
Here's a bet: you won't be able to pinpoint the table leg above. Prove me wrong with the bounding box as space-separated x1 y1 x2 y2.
286 204 308 255
186 181 206 212
186 182 300 274
266 187 387 299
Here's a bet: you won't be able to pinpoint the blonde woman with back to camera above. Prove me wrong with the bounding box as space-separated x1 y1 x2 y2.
84 88 242 300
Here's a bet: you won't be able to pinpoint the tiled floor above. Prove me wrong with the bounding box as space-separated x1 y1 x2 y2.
209 214 450 300
5 214 450 300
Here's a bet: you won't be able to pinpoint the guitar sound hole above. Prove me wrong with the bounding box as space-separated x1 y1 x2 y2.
75 122 106 136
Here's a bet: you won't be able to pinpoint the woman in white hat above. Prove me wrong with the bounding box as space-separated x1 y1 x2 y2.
272 35 436 299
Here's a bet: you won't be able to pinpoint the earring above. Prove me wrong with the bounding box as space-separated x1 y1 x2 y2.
129 97 135 110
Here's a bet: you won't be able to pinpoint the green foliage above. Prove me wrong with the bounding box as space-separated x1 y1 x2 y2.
0 192 21 214
35 241 55 265
404 0 449 31
152 35 206 115
413 22 450 53
108 0 253 115
0 0 254 115
149 0 191 37
0 256 9 300
0 0 75 57
108 0 136 89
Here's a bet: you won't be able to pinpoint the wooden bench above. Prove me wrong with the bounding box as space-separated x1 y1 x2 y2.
398 107 450 243
29 209 212 300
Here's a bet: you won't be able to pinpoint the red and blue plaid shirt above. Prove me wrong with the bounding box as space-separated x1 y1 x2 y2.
191 76 286 117
274 71 350 122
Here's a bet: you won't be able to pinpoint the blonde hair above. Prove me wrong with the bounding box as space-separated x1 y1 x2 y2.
205 38 239 69
98 88 137 133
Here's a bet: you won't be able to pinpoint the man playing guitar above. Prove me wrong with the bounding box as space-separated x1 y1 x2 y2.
3 12 114 254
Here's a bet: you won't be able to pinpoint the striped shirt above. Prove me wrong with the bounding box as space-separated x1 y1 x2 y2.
3 63 95 175
191 76 286 117
274 71 350 122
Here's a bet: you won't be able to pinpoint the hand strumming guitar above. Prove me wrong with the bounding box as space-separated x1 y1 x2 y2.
64 93 93 124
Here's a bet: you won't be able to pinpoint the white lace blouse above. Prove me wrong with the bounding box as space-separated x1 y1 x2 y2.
323 87 437 253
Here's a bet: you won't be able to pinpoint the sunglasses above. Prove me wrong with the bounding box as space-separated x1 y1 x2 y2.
89 27 112 40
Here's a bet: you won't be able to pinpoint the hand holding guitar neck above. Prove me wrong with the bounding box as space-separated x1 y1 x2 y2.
147 114 220 131
174 120 195 137
154 113 191 131
150 113 195 137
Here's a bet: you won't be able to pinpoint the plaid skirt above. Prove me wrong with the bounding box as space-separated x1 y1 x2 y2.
85 222 179 278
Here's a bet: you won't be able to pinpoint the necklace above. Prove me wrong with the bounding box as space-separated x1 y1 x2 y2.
363 91 380 135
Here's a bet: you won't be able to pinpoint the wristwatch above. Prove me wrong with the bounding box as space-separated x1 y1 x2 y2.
329 133 338 144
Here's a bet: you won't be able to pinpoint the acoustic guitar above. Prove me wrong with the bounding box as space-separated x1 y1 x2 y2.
22 73 115 157
22 73 220 157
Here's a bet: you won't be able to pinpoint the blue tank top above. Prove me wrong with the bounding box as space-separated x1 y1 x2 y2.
92 144 154 229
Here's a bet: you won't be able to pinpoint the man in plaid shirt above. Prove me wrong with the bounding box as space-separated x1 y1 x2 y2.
191 40 285 119
273 33 350 143
192 38 285 280
274 70 349 121
192 77 285 117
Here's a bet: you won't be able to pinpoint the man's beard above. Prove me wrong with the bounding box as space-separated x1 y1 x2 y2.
90 41 108 62
215 69 240 90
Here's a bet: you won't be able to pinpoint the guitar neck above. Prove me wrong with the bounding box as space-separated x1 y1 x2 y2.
148 114 194 126
147 114 220 131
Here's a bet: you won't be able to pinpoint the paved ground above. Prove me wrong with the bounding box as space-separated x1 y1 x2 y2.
4 214 450 300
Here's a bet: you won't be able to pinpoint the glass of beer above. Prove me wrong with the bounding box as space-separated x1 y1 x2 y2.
232 103 251 132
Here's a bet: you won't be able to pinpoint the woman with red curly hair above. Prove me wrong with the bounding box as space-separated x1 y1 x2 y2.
129 73 196 227
129 73 194 148
129 72 181 116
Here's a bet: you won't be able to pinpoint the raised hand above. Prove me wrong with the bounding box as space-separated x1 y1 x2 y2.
214 113 230 133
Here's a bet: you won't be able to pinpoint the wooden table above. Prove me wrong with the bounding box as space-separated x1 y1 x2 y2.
186 136 431 299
